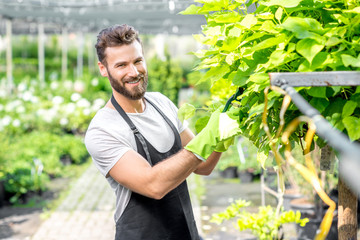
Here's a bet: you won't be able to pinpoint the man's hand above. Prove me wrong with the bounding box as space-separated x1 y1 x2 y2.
185 107 241 160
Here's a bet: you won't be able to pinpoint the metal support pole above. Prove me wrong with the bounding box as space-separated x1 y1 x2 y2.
5 19 13 93
38 23 45 85
61 27 68 80
278 83 360 194
76 31 84 80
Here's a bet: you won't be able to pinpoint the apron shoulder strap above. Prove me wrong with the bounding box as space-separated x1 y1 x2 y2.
111 95 153 165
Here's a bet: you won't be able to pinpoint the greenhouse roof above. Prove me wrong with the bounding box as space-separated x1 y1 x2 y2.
0 0 205 35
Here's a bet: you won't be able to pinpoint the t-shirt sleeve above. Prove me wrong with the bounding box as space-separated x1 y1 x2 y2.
85 126 132 177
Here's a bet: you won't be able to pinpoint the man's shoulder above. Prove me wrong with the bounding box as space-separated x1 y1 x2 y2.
86 107 119 133
145 92 168 101
145 92 174 107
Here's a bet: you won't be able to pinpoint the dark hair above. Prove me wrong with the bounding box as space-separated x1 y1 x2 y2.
95 24 141 64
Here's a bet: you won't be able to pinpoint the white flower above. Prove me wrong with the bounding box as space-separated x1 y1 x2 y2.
94 98 106 107
12 119 21 127
64 80 73 90
16 105 26 113
42 108 57 123
22 91 33 102
30 96 39 103
91 98 106 112
52 96 64 105
71 93 81 102
83 108 91 116
5 100 22 112
65 103 76 114
50 81 59 90
17 83 27 92
74 81 85 93
91 78 99 86
60 118 69 126
0 89 7 98
2 116 12 126
77 98 91 108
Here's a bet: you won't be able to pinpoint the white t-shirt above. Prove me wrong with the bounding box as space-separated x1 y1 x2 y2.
84 92 188 222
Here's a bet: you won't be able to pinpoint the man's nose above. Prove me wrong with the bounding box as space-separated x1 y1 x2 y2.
127 64 139 77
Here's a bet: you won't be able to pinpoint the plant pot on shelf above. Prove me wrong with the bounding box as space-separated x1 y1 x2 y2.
283 188 303 211
219 166 238 179
238 169 254 183
290 198 338 240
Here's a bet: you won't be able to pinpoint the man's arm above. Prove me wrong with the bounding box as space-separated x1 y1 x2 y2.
180 128 221 175
108 148 201 200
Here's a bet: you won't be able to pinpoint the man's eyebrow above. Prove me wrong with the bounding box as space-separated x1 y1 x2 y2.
114 60 127 66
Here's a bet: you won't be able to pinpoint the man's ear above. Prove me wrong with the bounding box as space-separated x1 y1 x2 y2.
98 61 108 77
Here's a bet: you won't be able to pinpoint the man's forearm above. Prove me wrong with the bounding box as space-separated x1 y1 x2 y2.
149 149 201 199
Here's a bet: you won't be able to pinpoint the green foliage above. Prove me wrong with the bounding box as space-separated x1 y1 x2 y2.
211 198 309 240
0 131 88 203
181 0 360 158
147 50 184 104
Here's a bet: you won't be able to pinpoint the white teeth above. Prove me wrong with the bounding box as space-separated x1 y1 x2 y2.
128 79 140 84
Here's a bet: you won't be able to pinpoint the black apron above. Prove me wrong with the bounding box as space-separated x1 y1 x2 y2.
111 95 199 240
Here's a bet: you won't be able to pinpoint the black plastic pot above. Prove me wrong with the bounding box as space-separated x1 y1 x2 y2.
238 170 254 183
290 198 338 240
219 166 238 179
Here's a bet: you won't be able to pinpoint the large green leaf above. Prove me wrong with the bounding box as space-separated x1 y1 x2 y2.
309 97 329 113
251 34 287 52
240 14 258 29
179 4 203 15
341 54 360 67
343 116 360 141
213 11 241 23
342 100 358 117
195 116 210 133
296 38 324 64
307 87 327 98
281 17 324 39
178 103 196 122
202 65 231 85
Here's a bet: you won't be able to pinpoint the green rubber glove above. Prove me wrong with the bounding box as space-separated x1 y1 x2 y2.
214 137 235 152
185 107 241 160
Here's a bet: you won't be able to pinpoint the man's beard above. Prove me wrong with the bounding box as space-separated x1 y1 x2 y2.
108 71 148 100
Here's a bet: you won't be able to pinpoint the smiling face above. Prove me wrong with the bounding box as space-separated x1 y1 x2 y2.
98 41 148 100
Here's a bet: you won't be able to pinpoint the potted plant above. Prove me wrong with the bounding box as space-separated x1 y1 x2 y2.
211 198 309 240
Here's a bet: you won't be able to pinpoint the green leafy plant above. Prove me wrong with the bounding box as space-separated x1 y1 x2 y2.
181 0 360 162
211 198 308 240
147 49 184 104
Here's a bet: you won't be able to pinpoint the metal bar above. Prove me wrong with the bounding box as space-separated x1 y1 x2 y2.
273 81 360 194
6 19 13 94
270 71 360 87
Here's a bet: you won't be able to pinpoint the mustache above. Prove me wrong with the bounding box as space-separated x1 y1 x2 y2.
123 74 145 83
